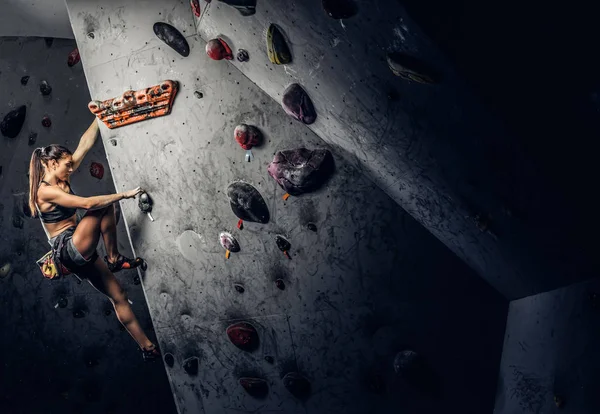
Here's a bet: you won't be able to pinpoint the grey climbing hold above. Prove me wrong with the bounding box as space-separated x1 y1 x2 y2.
153 22 190 57
227 182 270 224
237 49 250 62
194 91 203 99
1 105 27 138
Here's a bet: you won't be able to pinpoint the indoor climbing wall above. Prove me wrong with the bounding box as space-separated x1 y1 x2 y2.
65 1 507 413
0 37 176 414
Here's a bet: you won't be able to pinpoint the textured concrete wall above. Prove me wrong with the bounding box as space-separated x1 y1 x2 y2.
0 0 74 39
65 1 508 413
495 277 600 414
0 37 175 414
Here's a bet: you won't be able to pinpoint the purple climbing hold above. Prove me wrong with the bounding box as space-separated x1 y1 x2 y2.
153 22 190 57
239 377 268 398
226 321 259 352
281 83 316 124
227 182 270 224
40 80 52 96
218 0 256 16
1 106 27 138
220 232 241 253
267 148 334 196
283 372 311 399
322 0 358 19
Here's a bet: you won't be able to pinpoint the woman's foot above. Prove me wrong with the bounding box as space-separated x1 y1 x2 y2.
140 343 161 362
105 254 146 272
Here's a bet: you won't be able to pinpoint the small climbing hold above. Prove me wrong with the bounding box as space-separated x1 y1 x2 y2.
153 22 190 57
218 0 256 16
282 193 290 201
283 372 311 399
266 24 291 65
1 105 27 138
41 115 52 128
234 124 261 151
194 91 204 99
307 223 317 232
87 32 95 39
206 38 233 60
73 309 85 318
282 84 317 124
268 148 334 196
28 132 38 146
275 278 285 290
90 162 104 180
393 349 421 376
133 275 141 285
20 76 30 85
190 0 201 17
387 53 439 84
220 232 241 259
234 283 245 293
322 0 358 19
183 356 199 375
236 49 249 62
275 235 292 259
57 297 68 308
264 355 274 364
226 321 259 352
67 48 81 67
237 218 244 230
109 138 117 146
164 353 175 368
0 263 11 278
40 80 52 96
227 182 270 224
239 377 268 398
44 37 54 47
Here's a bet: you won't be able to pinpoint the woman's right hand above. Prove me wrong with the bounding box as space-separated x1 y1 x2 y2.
122 187 143 199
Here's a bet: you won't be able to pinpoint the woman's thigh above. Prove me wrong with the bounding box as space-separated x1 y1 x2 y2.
71 208 107 260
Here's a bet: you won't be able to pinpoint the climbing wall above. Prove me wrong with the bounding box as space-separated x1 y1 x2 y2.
65 1 507 413
0 37 176 413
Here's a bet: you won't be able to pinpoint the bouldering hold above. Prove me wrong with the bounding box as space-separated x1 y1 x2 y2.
89 80 179 129
41 115 52 128
133 275 140 285
87 32 95 39
139 192 154 222
239 377 268 398
183 356 199 375
164 353 175 367
282 193 290 201
1 106 27 138
237 219 243 230
67 48 81 67
220 232 240 259
387 53 439 84
190 0 201 17
266 24 291 64
28 132 37 146
40 80 52 96
234 283 245 293
275 278 285 290
194 91 203 99
227 182 270 224
226 321 259 352
282 84 316 124
73 309 85 318
0 263 11 278
322 0 358 19
275 235 291 259
283 372 311 399
20 76 30 85
234 124 261 152
307 222 317 232
90 162 104 180
393 350 421 376
237 49 249 62
206 38 233 60
218 0 256 16
264 355 274 364
267 148 334 196
44 37 54 47
153 22 190 57
109 138 117 146
57 297 68 308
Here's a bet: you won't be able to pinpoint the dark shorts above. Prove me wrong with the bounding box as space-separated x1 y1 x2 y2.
48 226 98 276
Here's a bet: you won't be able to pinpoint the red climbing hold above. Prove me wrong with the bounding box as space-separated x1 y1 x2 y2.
190 0 201 17
234 124 261 150
67 48 80 67
90 162 104 179
226 321 259 351
206 38 233 60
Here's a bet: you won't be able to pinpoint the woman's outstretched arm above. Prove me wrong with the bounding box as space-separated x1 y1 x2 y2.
72 119 100 171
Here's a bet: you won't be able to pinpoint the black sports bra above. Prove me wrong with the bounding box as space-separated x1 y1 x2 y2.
37 180 78 223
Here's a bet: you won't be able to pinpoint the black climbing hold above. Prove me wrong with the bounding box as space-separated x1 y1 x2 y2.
236 49 249 62
220 232 241 252
393 350 421 376
73 309 85 318
322 0 358 19
153 22 190 57
227 182 270 224
275 235 291 253
41 116 52 128
264 355 274 364
20 76 30 85
226 321 259 352
282 84 317 124
44 37 54 47
387 53 439 84
275 278 285 290
234 283 245 293
40 80 52 96
218 0 256 16
1 105 27 138
267 24 292 65
267 148 334 196
87 32 95 39
283 372 311 399
133 275 140 285
164 353 175 367
307 223 317 232
28 132 37 146
138 192 153 214
194 91 203 99
183 357 199 375
239 377 268 398
57 297 68 308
